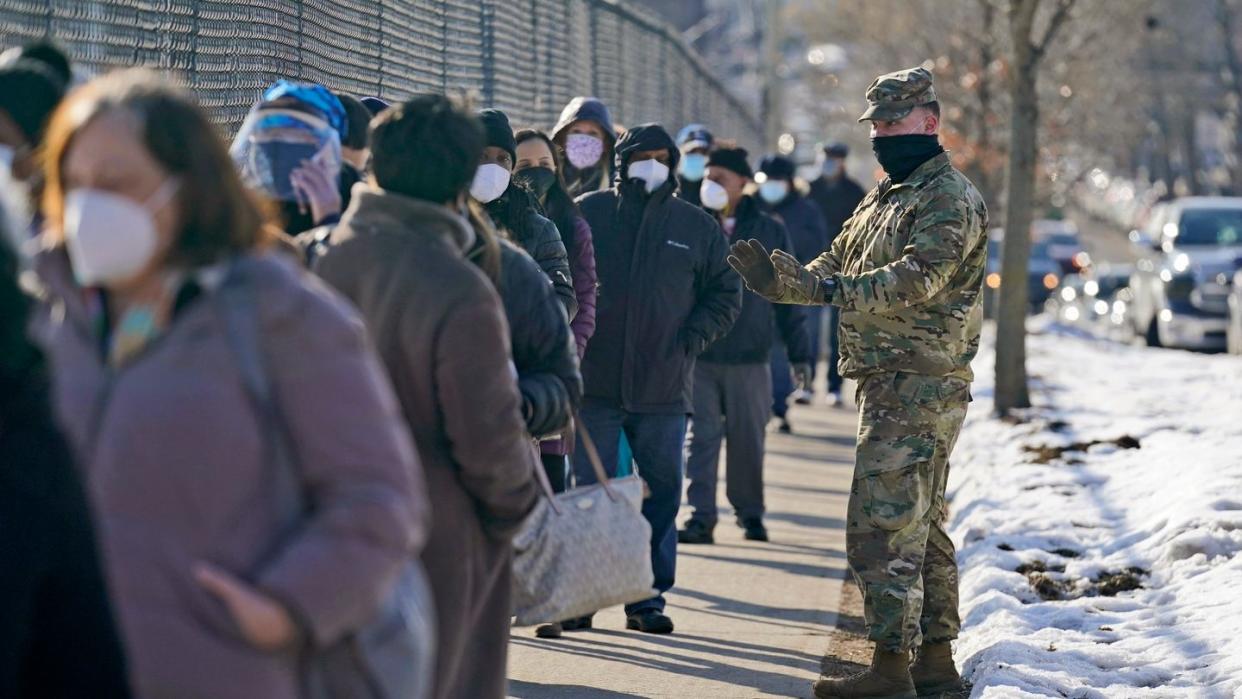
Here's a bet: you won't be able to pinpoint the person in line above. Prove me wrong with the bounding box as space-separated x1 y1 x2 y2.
312 95 540 699
360 96 391 116
231 80 348 237
0 201 130 699
757 154 830 431
34 70 426 699
674 123 713 208
728 67 988 698
807 141 866 407
0 40 73 87
334 92 372 211
573 123 741 635
460 202 581 454
473 109 575 319
515 128 597 361
550 96 617 198
513 127 598 639
679 147 810 546
0 57 66 231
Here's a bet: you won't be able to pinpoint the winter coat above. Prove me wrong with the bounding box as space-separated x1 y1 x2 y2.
0 261 129 699
567 214 598 358
36 249 425 699
701 195 812 365
510 210 577 320
809 173 867 246
552 97 617 198
576 123 742 414
768 190 830 265
468 236 582 439
314 188 539 699
677 175 702 207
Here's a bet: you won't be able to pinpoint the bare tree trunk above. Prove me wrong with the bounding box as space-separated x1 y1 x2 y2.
994 37 1037 414
1180 105 1205 195
1217 0 1242 193
995 0 1074 415
974 0 998 203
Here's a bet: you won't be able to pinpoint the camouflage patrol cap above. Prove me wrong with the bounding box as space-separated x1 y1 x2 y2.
858 67 937 123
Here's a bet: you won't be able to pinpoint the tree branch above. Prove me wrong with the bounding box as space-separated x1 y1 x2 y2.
1034 0 1076 60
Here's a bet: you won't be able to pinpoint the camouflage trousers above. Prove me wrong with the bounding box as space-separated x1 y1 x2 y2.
847 371 970 652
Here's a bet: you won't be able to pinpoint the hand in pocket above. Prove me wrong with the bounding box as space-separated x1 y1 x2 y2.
195 562 298 651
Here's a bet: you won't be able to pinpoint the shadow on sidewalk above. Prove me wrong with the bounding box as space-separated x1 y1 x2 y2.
510 630 816 697
508 679 645 698
678 549 846 581
674 586 835 627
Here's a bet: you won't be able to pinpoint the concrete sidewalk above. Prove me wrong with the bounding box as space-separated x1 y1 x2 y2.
507 395 858 698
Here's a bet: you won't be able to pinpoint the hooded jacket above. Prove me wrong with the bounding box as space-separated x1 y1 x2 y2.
700 195 812 365
576 124 741 414
552 97 617 199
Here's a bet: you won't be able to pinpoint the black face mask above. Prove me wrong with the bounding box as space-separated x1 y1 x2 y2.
514 166 558 200
870 134 944 183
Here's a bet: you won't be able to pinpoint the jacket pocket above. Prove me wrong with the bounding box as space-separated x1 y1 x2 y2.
858 460 932 531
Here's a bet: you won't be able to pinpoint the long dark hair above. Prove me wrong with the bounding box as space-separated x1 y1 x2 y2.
515 128 580 259
483 177 545 249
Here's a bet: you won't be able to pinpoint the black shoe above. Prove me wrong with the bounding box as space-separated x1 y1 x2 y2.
741 518 769 542
626 610 674 634
777 418 792 434
561 615 593 632
535 622 563 639
677 519 715 545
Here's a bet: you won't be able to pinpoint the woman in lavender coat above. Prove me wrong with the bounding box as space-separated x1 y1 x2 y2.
33 70 426 699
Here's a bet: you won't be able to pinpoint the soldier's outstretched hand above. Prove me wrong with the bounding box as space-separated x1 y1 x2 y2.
728 239 782 298
771 249 822 304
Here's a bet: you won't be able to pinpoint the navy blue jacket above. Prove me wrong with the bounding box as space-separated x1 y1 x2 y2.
576 124 741 413
768 191 829 265
701 195 812 365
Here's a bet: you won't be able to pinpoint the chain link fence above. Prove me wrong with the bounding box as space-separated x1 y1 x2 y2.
1 0 763 147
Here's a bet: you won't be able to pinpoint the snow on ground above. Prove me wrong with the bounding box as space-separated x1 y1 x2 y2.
949 318 1242 698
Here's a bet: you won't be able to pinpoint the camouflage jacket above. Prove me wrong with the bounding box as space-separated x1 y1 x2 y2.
807 152 988 381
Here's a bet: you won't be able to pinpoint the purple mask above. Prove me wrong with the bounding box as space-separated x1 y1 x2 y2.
565 133 605 169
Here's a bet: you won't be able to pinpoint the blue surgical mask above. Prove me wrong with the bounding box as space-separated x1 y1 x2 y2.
679 153 708 181
759 180 790 205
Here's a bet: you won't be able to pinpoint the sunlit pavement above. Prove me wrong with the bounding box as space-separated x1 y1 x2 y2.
507 374 858 698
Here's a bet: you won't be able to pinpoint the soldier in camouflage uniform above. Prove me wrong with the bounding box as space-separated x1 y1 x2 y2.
728 67 988 699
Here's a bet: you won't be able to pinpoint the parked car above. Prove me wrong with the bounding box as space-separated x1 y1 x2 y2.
984 229 1062 317
1128 197 1242 351
1045 264 1133 335
1033 219 1089 275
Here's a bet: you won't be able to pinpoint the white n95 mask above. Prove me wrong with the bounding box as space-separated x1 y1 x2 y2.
63 180 178 287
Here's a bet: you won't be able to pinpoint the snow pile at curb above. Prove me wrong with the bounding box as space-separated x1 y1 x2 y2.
948 320 1242 697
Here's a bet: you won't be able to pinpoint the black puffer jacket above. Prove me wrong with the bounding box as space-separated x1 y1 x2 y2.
701 195 812 365
510 210 576 321
576 123 741 414
469 237 581 437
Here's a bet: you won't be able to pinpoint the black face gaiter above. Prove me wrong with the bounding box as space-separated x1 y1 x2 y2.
871 134 944 183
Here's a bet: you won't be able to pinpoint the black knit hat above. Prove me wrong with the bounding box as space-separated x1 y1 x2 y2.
0 59 64 144
477 108 517 163
757 154 796 180
708 147 752 179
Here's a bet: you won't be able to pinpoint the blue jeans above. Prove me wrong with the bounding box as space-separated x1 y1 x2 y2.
572 397 687 615
770 341 793 419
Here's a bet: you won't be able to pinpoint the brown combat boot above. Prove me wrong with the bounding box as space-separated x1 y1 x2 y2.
909 641 963 694
813 647 917 699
